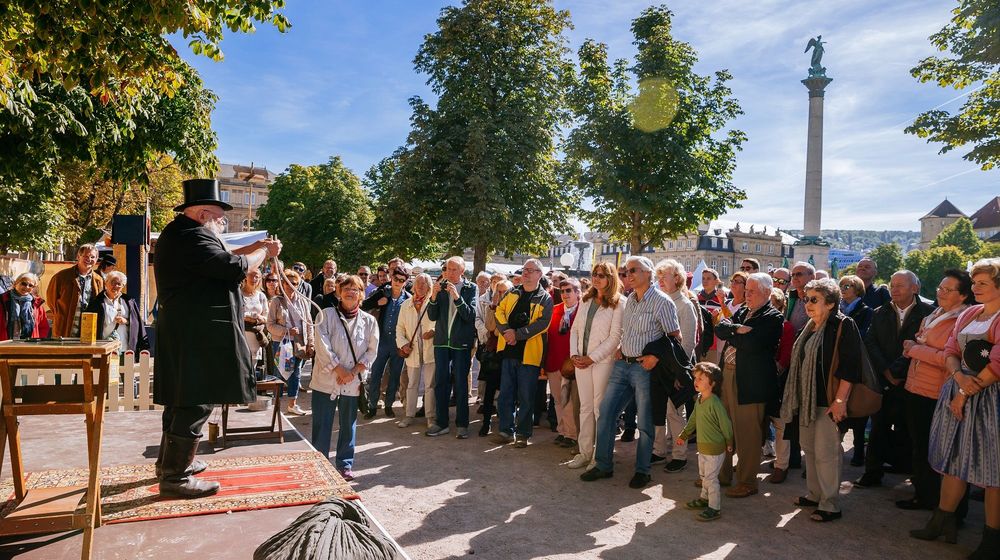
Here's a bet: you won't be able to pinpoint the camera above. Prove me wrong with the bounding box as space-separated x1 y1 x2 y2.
439 276 449 288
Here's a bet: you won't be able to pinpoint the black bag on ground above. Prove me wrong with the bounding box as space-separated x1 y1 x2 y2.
253 497 401 560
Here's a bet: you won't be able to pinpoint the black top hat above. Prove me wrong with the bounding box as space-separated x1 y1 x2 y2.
964 339 993 374
174 179 233 212
100 255 117 266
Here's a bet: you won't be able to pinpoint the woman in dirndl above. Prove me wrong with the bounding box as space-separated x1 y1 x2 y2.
912 258 1000 560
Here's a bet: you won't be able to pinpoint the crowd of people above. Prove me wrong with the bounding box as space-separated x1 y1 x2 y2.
2 223 998 556
259 253 999 558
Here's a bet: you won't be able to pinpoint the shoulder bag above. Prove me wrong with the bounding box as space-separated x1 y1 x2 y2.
826 320 882 418
336 311 369 415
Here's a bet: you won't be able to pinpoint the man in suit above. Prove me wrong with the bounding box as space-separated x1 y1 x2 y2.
46 244 103 337
855 269 934 488
309 259 336 298
153 178 282 498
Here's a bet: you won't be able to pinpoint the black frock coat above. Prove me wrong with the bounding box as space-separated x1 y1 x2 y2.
153 214 255 406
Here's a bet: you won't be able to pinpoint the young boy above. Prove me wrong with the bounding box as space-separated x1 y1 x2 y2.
676 362 734 521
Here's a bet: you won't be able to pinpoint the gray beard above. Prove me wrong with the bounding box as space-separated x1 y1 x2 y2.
202 219 225 237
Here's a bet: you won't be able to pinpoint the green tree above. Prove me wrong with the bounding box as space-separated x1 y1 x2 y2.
1 0 289 113
972 242 1000 261
905 246 968 299
363 152 444 263
255 157 375 271
869 242 904 283
384 0 576 273
562 6 746 252
932 217 983 255
907 0 1000 169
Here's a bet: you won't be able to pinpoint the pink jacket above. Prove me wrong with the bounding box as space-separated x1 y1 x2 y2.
905 309 962 399
944 305 1000 379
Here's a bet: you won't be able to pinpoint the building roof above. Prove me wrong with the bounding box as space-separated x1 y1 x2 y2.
699 220 799 246
970 196 1000 230
216 163 276 184
921 199 966 220
988 231 1000 243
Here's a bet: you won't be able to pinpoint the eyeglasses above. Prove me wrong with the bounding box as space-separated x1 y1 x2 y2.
358 273 370 277
560 288 576 294
17 281 35 288
731 279 746 285
522 268 542 274
839 284 852 291
773 278 789 285
792 271 809 278
937 285 959 293
392 276 407 283
626 267 646 275
803 296 823 304
593 272 609 279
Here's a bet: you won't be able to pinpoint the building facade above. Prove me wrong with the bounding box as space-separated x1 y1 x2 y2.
215 163 276 232
919 199 966 250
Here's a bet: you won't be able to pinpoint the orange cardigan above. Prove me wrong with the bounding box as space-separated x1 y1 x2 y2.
905 309 962 399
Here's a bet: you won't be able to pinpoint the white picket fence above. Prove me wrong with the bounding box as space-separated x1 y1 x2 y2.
16 350 161 412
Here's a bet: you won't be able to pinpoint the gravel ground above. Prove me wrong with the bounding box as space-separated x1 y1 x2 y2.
284 367 980 560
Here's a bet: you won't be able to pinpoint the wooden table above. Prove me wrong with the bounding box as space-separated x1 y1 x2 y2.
220 379 285 448
0 339 120 560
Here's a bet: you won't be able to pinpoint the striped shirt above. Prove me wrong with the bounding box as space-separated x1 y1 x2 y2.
621 286 680 357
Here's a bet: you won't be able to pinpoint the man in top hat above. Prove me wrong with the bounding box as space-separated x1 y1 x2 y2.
97 254 117 278
153 178 282 498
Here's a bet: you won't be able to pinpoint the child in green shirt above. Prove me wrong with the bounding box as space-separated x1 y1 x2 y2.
676 362 733 521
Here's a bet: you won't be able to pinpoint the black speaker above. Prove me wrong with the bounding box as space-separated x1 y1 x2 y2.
111 215 147 246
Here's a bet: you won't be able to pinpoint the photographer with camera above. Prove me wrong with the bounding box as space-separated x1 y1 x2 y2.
361 264 412 418
425 256 479 439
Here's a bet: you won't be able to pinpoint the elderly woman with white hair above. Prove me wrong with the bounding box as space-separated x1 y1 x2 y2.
86 270 148 358
0 272 49 341
653 258 700 473
396 273 437 428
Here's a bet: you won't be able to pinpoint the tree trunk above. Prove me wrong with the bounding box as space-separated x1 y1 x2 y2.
630 211 644 256
473 243 487 277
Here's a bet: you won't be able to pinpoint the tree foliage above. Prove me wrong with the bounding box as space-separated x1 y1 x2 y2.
0 61 217 252
562 5 746 252
869 242 904 283
905 245 968 299
932 217 983 255
907 0 1000 169
973 242 1000 261
363 152 444 263
374 0 577 273
0 0 289 114
255 157 375 271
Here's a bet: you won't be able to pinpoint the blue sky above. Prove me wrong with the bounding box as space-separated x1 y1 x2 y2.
177 0 998 232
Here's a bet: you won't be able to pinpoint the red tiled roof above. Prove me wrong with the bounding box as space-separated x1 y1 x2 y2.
970 196 1000 230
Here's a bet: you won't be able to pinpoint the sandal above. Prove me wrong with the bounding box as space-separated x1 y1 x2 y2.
810 509 842 522
696 508 722 522
794 496 819 507
685 498 709 510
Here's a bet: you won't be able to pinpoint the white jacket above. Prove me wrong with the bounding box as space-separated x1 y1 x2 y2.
395 297 436 368
312 308 379 397
570 297 625 364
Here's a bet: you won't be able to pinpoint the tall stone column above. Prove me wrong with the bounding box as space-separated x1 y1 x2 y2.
801 76 831 238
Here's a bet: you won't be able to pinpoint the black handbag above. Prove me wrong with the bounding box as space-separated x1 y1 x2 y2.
336 311 368 415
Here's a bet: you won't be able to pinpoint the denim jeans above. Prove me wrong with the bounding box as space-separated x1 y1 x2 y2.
368 342 404 410
434 347 472 429
595 361 653 474
271 341 302 398
498 358 541 438
311 390 358 471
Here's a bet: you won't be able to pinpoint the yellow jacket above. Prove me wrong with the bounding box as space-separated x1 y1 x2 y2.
495 286 553 367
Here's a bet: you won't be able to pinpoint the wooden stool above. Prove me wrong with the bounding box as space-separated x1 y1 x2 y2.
220 379 285 448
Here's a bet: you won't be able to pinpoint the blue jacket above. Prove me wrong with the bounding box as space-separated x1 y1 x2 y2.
427 280 479 350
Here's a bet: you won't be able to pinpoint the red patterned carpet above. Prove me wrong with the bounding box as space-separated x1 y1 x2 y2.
0 451 357 524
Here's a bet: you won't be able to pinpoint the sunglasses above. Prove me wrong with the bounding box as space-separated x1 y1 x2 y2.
265 279 278 284
803 296 824 304
560 288 576 294
593 272 609 279
731 280 746 285
618 272 627 278
626 267 645 275
17 281 36 288
292 266 306 272
773 278 789 285
392 276 407 283
359 273 370 277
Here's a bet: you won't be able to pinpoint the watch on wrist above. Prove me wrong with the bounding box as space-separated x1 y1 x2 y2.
834 398 845 404
958 388 968 396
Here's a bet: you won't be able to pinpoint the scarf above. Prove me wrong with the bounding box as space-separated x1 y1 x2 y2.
339 302 360 319
840 298 860 316
7 291 34 339
780 317 828 427
560 304 577 334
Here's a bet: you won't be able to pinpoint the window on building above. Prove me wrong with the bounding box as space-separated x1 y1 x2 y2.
721 262 729 276
768 245 774 254
711 258 717 269
244 192 250 205
220 190 230 203
722 239 728 249
711 237 717 248
251 192 256 206
741 242 748 252
668 241 674 249
687 239 693 249
755 243 761 253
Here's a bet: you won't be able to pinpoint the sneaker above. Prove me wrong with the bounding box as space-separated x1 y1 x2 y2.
580 467 613 482
559 438 577 449
397 417 413 428
620 428 636 442
456 427 470 439
665 459 688 473
650 453 667 465
685 498 709 510
696 507 721 522
286 404 308 416
478 424 490 437
513 436 528 448
425 425 450 437
490 432 514 445
566 454 590 469
339 469 355 482
762 440 775 458
554 435 566 444
629 472 651 489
